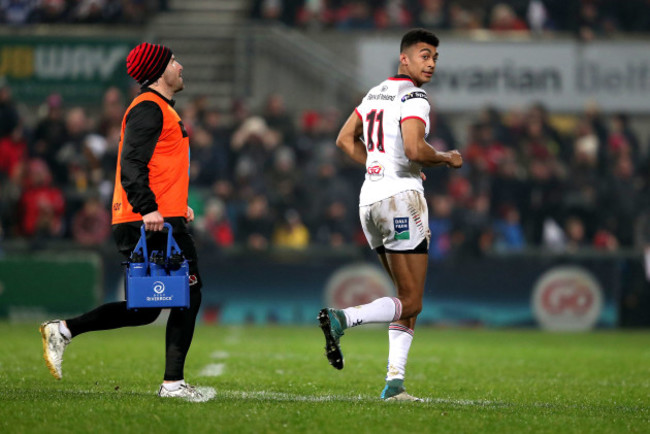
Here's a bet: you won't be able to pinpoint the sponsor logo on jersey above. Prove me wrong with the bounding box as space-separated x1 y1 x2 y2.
367 162 384 181
401 91 427 102
367 93 395 101
394 217 410 240
381 85 388 92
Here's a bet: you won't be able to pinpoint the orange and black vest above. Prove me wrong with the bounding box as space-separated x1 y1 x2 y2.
111 92 189 224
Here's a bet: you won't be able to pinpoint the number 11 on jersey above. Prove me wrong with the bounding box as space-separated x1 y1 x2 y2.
366 109 385 153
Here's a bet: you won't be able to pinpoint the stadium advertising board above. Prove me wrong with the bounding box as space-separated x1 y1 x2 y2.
359 39 650 112
0 36 136 104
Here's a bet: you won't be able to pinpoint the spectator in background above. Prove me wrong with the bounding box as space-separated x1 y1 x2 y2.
0 0 37 24
488 2 528 31
0 81 19 138
70 0 106 23
576 0 609 41
197 197 234 247
189 126 222 187
524 158 565 245
526 0 550 33
414 0 449 29
314 200 355 247
51 107 93 187
18 159 65 238
564 215 588 252
97 86 126 137
607 113 640 165
31 93 67 171
592 218 619 251
600 155 639 247
518 116 558 166
32 0 67 23
202 108 233 179
464 122 508 192
272 208 310 249
237 194 275 250
526 103 568 161
375 0 413 29
263 93 296 147
266 146 303 213
231 116 280 175
337 0 375 29
304 160 355 232
0 123 27 178
493 203 525 252
490 150 527 220
443 3 481 30
71 195 110 246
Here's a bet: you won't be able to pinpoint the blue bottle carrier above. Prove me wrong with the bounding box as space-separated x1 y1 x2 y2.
125 223 190 310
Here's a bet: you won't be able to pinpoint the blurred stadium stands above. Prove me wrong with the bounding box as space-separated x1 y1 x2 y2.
1 0 649 326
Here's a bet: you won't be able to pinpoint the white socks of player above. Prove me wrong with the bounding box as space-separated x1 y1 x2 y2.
386 323 414 381
162 380 186 391
59 321 72 340
341 297 402 328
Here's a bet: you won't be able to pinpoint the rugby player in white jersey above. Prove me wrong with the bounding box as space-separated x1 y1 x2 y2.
318 29 462 401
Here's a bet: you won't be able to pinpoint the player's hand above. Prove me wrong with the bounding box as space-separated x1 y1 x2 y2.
447 150 463 169
185 206 195 223
143 210 164 231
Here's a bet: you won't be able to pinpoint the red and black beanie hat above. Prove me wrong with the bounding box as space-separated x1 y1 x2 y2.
126 42 173 86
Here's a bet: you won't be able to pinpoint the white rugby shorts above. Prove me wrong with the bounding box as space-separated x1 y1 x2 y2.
359 190 430 251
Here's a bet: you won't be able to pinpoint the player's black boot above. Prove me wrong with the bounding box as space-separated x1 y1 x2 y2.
318 308 346 370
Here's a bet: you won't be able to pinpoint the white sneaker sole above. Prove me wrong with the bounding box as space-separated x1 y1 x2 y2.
383 392 422 402
39 323 62 380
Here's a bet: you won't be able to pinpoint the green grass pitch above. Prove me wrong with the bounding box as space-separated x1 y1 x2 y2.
0 322 648 433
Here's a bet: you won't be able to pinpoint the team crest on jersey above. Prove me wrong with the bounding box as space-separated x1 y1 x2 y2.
394 217 410 240
401 91 427 102
367 161 384 181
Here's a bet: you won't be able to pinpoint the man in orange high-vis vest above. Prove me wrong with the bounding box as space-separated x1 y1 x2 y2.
39 43 206 401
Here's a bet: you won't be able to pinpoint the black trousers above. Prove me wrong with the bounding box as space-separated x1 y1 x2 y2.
66 217 203 381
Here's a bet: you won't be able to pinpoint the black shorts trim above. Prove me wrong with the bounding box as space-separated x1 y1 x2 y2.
375 239 428 255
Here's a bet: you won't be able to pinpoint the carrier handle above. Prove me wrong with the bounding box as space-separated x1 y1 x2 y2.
133 224 149 265
133 223 183 263
164 222 183 258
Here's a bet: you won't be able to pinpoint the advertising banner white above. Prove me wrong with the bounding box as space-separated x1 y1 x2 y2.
359 39 650 113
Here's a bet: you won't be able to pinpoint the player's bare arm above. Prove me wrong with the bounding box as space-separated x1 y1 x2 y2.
336 111 367 165
401 118 462 168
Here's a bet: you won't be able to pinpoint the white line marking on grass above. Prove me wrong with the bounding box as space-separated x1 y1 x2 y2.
191 387 216 402
218 390 365 402
199 363 225 377
210 351 230 359
216 391 636 411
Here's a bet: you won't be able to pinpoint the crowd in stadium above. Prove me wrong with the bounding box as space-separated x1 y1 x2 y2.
250 0 650 39
2 0 650 258
2 77 650 258
0 0 161 24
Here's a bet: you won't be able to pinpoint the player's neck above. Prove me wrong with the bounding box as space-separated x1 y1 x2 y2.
395 70 420 87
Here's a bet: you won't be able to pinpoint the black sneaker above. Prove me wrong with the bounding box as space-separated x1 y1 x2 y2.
317 308 346 370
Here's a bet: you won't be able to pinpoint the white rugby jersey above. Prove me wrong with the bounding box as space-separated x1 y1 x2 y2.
356 75 430 206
